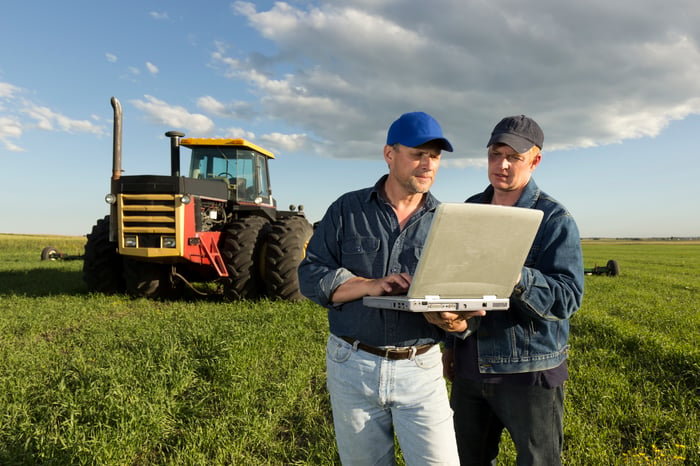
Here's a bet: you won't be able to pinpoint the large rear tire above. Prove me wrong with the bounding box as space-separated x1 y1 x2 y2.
264 216 313 301
221 216 269 300
83 215 125 293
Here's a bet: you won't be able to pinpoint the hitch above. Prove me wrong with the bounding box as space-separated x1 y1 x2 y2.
584 259 619 276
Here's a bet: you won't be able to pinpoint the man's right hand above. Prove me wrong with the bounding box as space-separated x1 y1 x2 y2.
330 273 412 303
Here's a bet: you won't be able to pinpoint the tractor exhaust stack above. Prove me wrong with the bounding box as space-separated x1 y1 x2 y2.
165 131 185 177
111 97 123 181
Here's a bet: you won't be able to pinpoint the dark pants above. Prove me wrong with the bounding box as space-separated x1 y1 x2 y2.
450 378 564 466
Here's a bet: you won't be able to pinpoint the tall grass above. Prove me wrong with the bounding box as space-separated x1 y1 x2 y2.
0 235 698 464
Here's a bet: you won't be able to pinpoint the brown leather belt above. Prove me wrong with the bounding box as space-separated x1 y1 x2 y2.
340 336 434 360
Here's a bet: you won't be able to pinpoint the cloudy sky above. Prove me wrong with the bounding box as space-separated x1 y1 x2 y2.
1 0 698 238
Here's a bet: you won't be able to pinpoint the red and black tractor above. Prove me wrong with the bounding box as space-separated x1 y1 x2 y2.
82 97 313 300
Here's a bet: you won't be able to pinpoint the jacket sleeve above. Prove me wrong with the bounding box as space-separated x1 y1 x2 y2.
511 211 584 321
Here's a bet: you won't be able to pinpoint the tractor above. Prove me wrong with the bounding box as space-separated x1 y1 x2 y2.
82 97 313 300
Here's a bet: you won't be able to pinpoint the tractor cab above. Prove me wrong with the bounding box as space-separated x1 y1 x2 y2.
183 138 276 207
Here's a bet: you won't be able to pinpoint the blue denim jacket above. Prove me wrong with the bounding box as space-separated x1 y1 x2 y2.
297 175 445 347
455 178 584 373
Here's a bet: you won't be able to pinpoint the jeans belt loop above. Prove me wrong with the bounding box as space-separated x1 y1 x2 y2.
408 346 417 360
351 339 360 351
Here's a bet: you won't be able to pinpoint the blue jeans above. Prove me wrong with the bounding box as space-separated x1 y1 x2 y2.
326 334 460 466
450 378 565 466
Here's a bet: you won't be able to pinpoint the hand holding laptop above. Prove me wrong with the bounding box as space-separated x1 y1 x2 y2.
424 309 486 332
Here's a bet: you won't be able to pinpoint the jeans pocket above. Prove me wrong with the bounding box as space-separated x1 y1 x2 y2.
413 346 442 369
326 336 353 364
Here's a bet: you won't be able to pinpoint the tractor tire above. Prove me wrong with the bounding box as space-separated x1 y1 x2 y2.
41 246 59 261
123 258 173 299
264 216 313 301
83 215 125 293
221 216 269 300
606 259 620 276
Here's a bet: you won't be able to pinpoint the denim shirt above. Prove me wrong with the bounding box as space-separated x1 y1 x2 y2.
297 175 445 347
454 178 584 374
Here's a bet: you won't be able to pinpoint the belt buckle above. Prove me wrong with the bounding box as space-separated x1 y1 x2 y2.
382 346 397 358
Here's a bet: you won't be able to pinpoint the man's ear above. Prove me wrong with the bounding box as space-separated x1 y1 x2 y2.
383 144 395 164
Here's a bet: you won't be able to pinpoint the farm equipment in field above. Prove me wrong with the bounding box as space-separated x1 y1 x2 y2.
82 97 313 300
40 246 83 261
584 259 620 276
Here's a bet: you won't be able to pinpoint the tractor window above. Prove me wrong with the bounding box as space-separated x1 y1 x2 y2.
189 147 238 180
188 147 271 202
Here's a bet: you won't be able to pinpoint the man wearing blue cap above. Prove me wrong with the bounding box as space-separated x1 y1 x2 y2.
440 115 584 465
298 112 464 465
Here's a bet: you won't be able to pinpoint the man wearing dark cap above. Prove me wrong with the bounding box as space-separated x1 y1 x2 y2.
298 112 467 465
440 115 584 465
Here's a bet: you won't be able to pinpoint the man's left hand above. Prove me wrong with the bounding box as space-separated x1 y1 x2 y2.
423 310 486 333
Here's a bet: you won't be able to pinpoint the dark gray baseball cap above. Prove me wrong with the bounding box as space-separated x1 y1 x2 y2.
487 115 544 154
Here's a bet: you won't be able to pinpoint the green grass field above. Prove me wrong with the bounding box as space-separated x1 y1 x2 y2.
0 234 698 465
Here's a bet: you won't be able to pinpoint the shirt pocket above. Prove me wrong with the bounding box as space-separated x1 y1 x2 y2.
341 236 380 274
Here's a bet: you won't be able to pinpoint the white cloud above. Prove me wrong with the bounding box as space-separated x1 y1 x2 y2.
0 116 24 152
146 62 159 75
197 96 228 117
259 132 309 153
196 95 258 120
223 127 256 140
0 82 104 151
105 53 118 63
21 104 104 135
220 0 700 160
0 82 21 98
150 11 169 20
131 95 215 135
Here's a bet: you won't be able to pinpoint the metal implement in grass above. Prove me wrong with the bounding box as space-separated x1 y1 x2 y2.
584 259 620 276
40 246 84 261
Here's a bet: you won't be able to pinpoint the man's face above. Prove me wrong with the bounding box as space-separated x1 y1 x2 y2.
385 142 442 194
487 143 540 194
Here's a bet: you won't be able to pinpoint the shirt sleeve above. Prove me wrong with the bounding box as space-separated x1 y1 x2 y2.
297 200 356 307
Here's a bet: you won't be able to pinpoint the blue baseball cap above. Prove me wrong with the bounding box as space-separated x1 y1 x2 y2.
386 112 453 152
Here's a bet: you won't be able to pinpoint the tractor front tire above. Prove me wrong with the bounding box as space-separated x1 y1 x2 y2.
83 215 125 294
265 216 313 301
221 216 269 300
123 259 173 299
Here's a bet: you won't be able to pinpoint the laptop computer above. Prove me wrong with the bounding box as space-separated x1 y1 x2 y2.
362 203 543 312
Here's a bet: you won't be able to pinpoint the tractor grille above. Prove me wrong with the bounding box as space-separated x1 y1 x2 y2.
119 194 179 251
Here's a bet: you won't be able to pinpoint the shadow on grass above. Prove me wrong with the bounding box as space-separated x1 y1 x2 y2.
0 269 86 297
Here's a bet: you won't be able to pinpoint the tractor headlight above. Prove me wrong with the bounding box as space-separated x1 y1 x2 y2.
163 236 177 248
124 235 137 247
105 193 117 204
181 194 192 205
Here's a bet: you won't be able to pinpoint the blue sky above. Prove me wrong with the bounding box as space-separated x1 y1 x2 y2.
1 1 698 238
